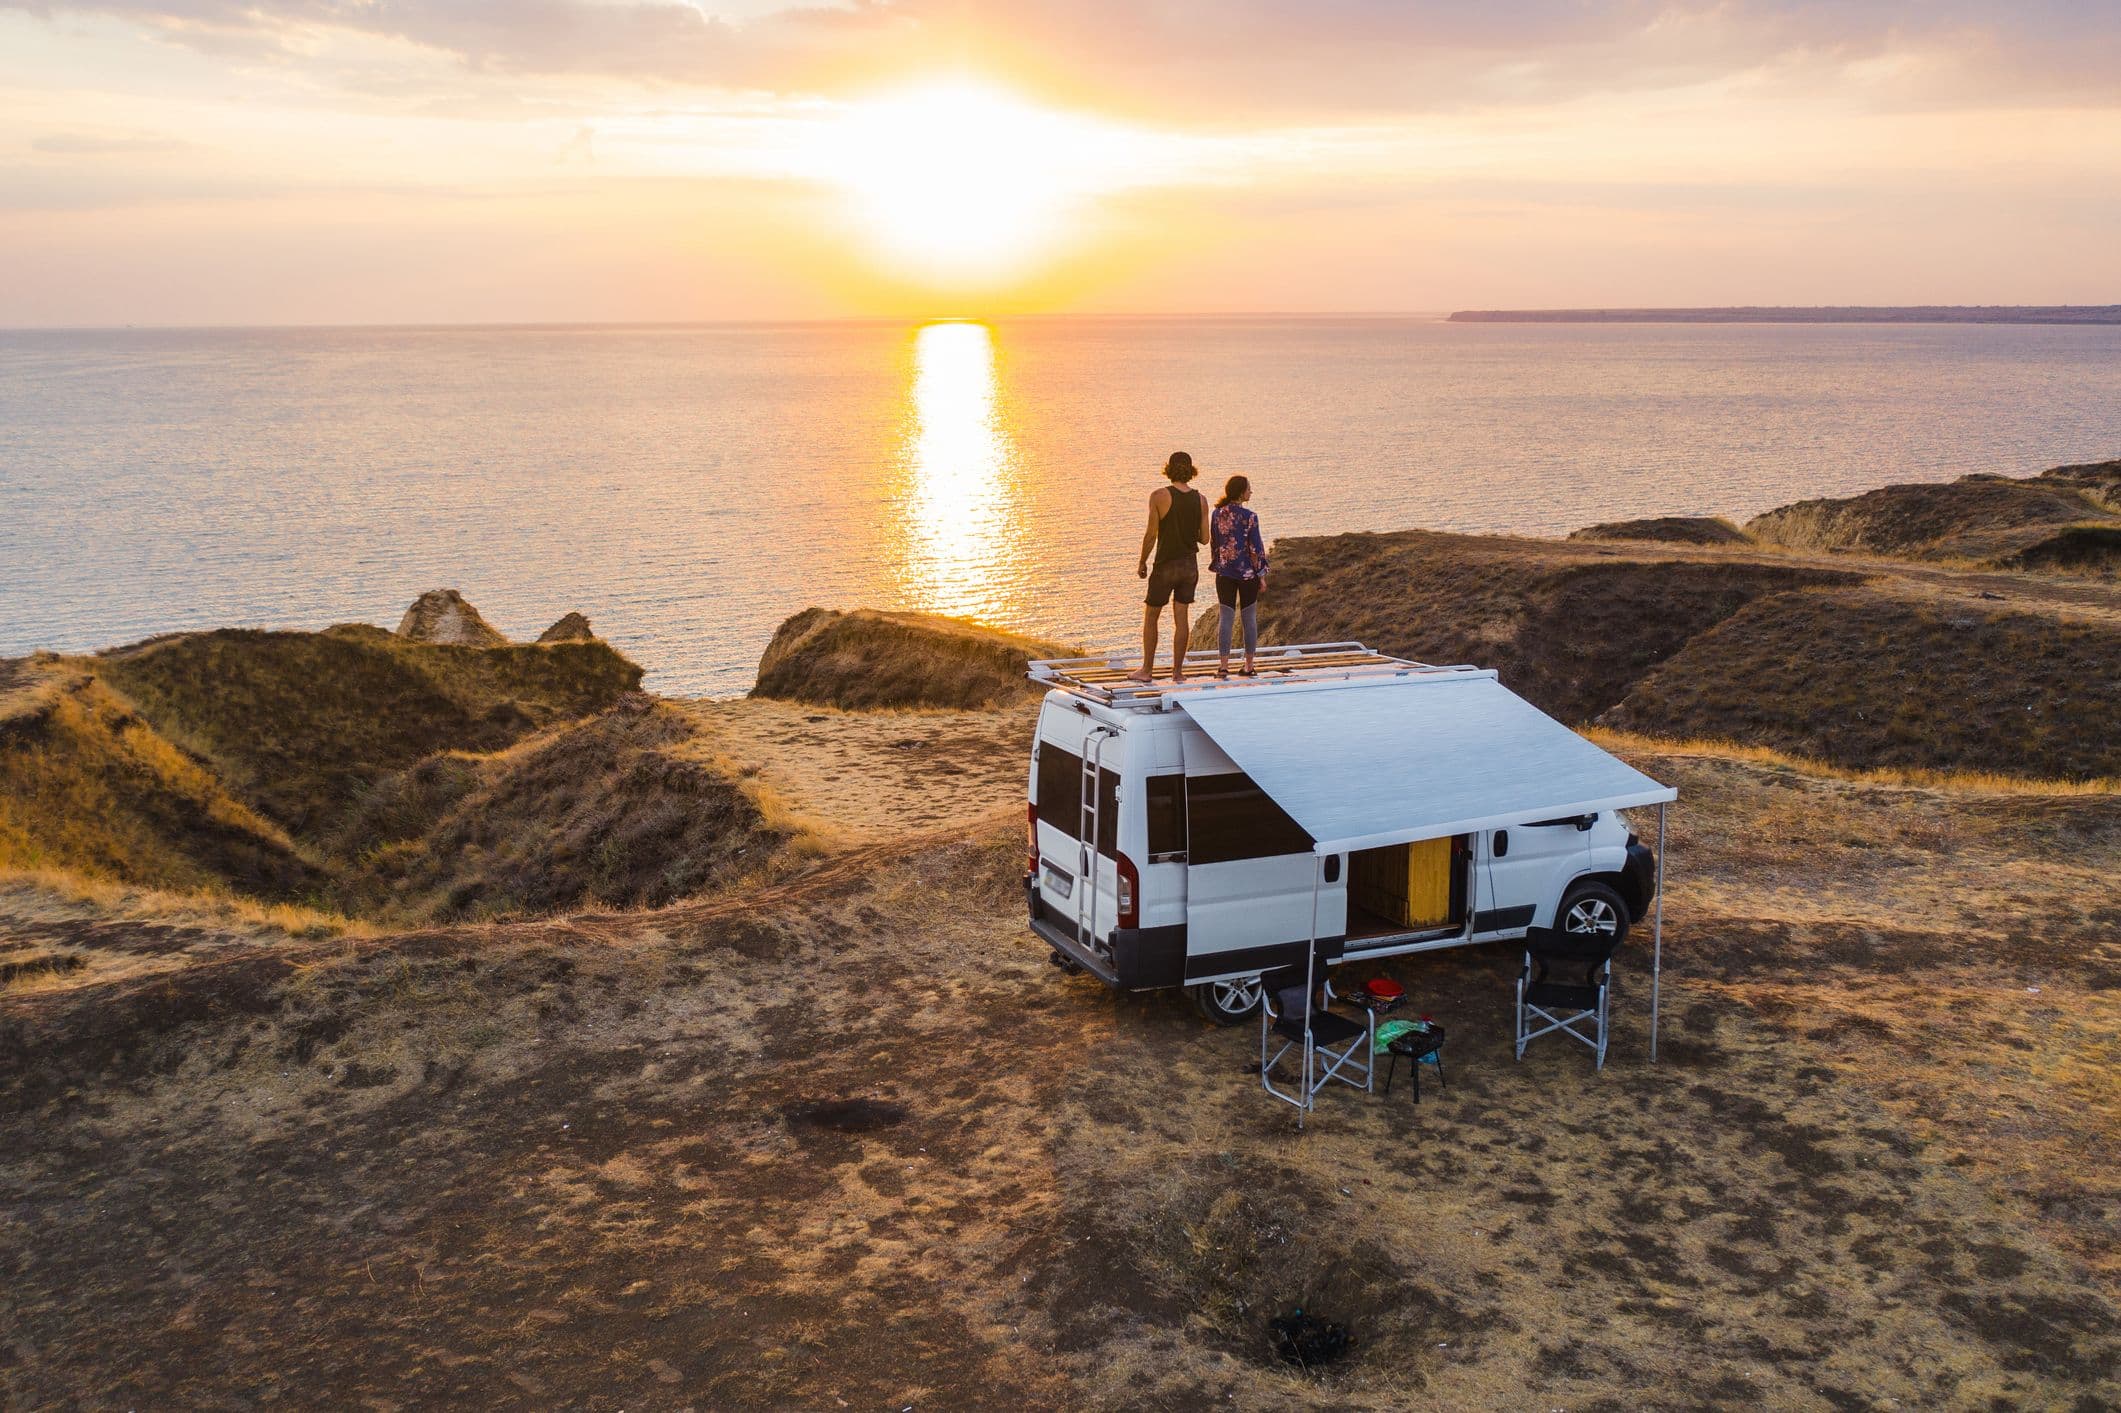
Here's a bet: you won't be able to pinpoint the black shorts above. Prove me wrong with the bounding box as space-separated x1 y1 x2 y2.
1215 574 1261 608
1145 558 1198 608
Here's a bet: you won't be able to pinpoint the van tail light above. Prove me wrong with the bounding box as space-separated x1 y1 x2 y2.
1026 803 1039 873
1116 852 1140 930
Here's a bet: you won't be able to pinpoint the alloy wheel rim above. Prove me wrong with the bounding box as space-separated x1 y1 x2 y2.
1566 899 1619 935
1214 978 1262 1012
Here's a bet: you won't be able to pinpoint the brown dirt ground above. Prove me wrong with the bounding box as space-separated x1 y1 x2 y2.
668 697 1032 846
3 704 2116 1409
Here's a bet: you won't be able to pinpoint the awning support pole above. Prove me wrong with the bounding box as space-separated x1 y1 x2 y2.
1301 866 1321 1130
1650 801 1667 1064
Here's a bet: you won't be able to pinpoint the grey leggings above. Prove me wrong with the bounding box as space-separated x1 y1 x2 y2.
1215 574 1260 657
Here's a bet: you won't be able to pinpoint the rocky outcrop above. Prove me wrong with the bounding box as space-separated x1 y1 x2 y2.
537 612 596 644
395 590 508 648
1744 460 2121 574
753 608 1076 711
1568 516 1751 546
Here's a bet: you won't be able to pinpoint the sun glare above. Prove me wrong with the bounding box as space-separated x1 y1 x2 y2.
813 81 1149 286
891 321 1029 618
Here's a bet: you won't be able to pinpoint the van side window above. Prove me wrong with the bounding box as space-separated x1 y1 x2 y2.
1036 744 1081 836
1186 771 1312 864
1097 770 1117 857
1036 743 1118 856
1146 775 1187 861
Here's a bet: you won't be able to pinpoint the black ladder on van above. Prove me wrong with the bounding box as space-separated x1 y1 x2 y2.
1077 727 1114 958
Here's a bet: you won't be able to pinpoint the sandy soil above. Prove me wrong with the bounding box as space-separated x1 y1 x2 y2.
3 705 2116 1409
670 697 1031 845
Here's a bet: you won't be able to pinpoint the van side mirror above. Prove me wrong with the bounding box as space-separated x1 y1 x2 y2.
1493 830 1509 858
1322 855 1342 883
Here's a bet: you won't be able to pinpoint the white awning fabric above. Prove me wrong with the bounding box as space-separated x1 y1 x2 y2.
1176 673 1676 855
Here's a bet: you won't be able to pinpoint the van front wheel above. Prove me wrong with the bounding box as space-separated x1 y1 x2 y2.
1191 977 1263 1025
1558 880 1630 943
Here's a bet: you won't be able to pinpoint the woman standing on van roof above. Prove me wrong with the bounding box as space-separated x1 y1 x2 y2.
1131 451 1211 683
1210 474 1269 679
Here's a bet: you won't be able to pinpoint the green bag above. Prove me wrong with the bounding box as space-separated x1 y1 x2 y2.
1374 1018 1427 1054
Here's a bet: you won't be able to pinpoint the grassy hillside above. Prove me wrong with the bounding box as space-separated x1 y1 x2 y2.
1568 515 1751 546
0 659 320 898
1244 529 1856 724
1602 582 2121 780
753 607 1075 710
97 626 641 837
1245 528 2121 780
1745 460 2121 575
337 697 782 921
0 619 782 926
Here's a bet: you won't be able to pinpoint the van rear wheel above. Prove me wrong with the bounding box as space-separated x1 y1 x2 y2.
1558 880 1630 943
1191 977 1263 1025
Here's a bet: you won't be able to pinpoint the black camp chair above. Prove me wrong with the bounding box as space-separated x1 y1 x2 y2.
1514 928 1624 1070
1261 964 1375 1121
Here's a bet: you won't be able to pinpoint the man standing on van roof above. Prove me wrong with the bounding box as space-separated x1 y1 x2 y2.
1132 451 1211 683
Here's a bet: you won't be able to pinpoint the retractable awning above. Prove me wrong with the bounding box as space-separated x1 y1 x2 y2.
1175 672 1676 855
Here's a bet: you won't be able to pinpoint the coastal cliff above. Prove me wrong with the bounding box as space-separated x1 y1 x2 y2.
3 480 2118 1409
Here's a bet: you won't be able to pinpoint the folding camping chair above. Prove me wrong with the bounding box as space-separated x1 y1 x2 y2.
1514 928 1624 1070
1261 964 1375 1121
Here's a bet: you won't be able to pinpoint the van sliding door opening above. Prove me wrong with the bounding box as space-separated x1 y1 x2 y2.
1346 835 1468 942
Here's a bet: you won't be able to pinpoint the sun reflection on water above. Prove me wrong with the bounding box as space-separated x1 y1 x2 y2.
890 321 1030 622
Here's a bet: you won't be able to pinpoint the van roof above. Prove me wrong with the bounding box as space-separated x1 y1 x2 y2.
1027 642 1483 706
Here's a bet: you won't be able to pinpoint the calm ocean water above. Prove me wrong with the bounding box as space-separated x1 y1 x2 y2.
3 317 2118 695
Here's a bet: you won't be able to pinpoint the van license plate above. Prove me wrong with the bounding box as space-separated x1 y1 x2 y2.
1043 864 1074 899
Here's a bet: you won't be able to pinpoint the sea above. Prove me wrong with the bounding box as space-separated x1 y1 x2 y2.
4 317 2118 696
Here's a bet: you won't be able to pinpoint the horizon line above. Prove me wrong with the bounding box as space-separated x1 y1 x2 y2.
7 302 2121 335
5 311 1462 334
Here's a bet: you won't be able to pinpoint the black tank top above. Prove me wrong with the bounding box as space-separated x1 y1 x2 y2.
1156 487 1204 564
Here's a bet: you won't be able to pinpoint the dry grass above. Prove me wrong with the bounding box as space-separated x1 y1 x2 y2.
3 546 2118 1404
1585 727 2121 795
0 665 322 898
3 743 2115 1407
96 625 641 836
1243 527 1861 725
0 868 372 942
335 695 785 922
1248 526 2121 780
0 629 764 929
1745 460 2121 576
1568 515 1752 546
752 606 1076 710
1602 579 2121 780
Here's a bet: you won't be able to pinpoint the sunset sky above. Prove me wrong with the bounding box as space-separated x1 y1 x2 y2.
3 1 2118 325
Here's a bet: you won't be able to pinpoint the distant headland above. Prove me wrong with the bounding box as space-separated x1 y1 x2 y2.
1448 305 2121 325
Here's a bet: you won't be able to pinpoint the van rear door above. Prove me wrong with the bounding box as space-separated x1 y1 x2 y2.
1032 718 1120 948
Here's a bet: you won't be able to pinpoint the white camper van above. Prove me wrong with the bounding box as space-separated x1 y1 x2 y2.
1023 644 1673 1022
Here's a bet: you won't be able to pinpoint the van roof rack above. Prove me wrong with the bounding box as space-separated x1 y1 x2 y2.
1027 641 1486 705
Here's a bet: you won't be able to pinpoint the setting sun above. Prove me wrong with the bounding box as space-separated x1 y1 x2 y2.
806 81 1162 287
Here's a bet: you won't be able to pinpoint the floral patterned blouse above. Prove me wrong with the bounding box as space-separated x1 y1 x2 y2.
1210 503 1269 580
